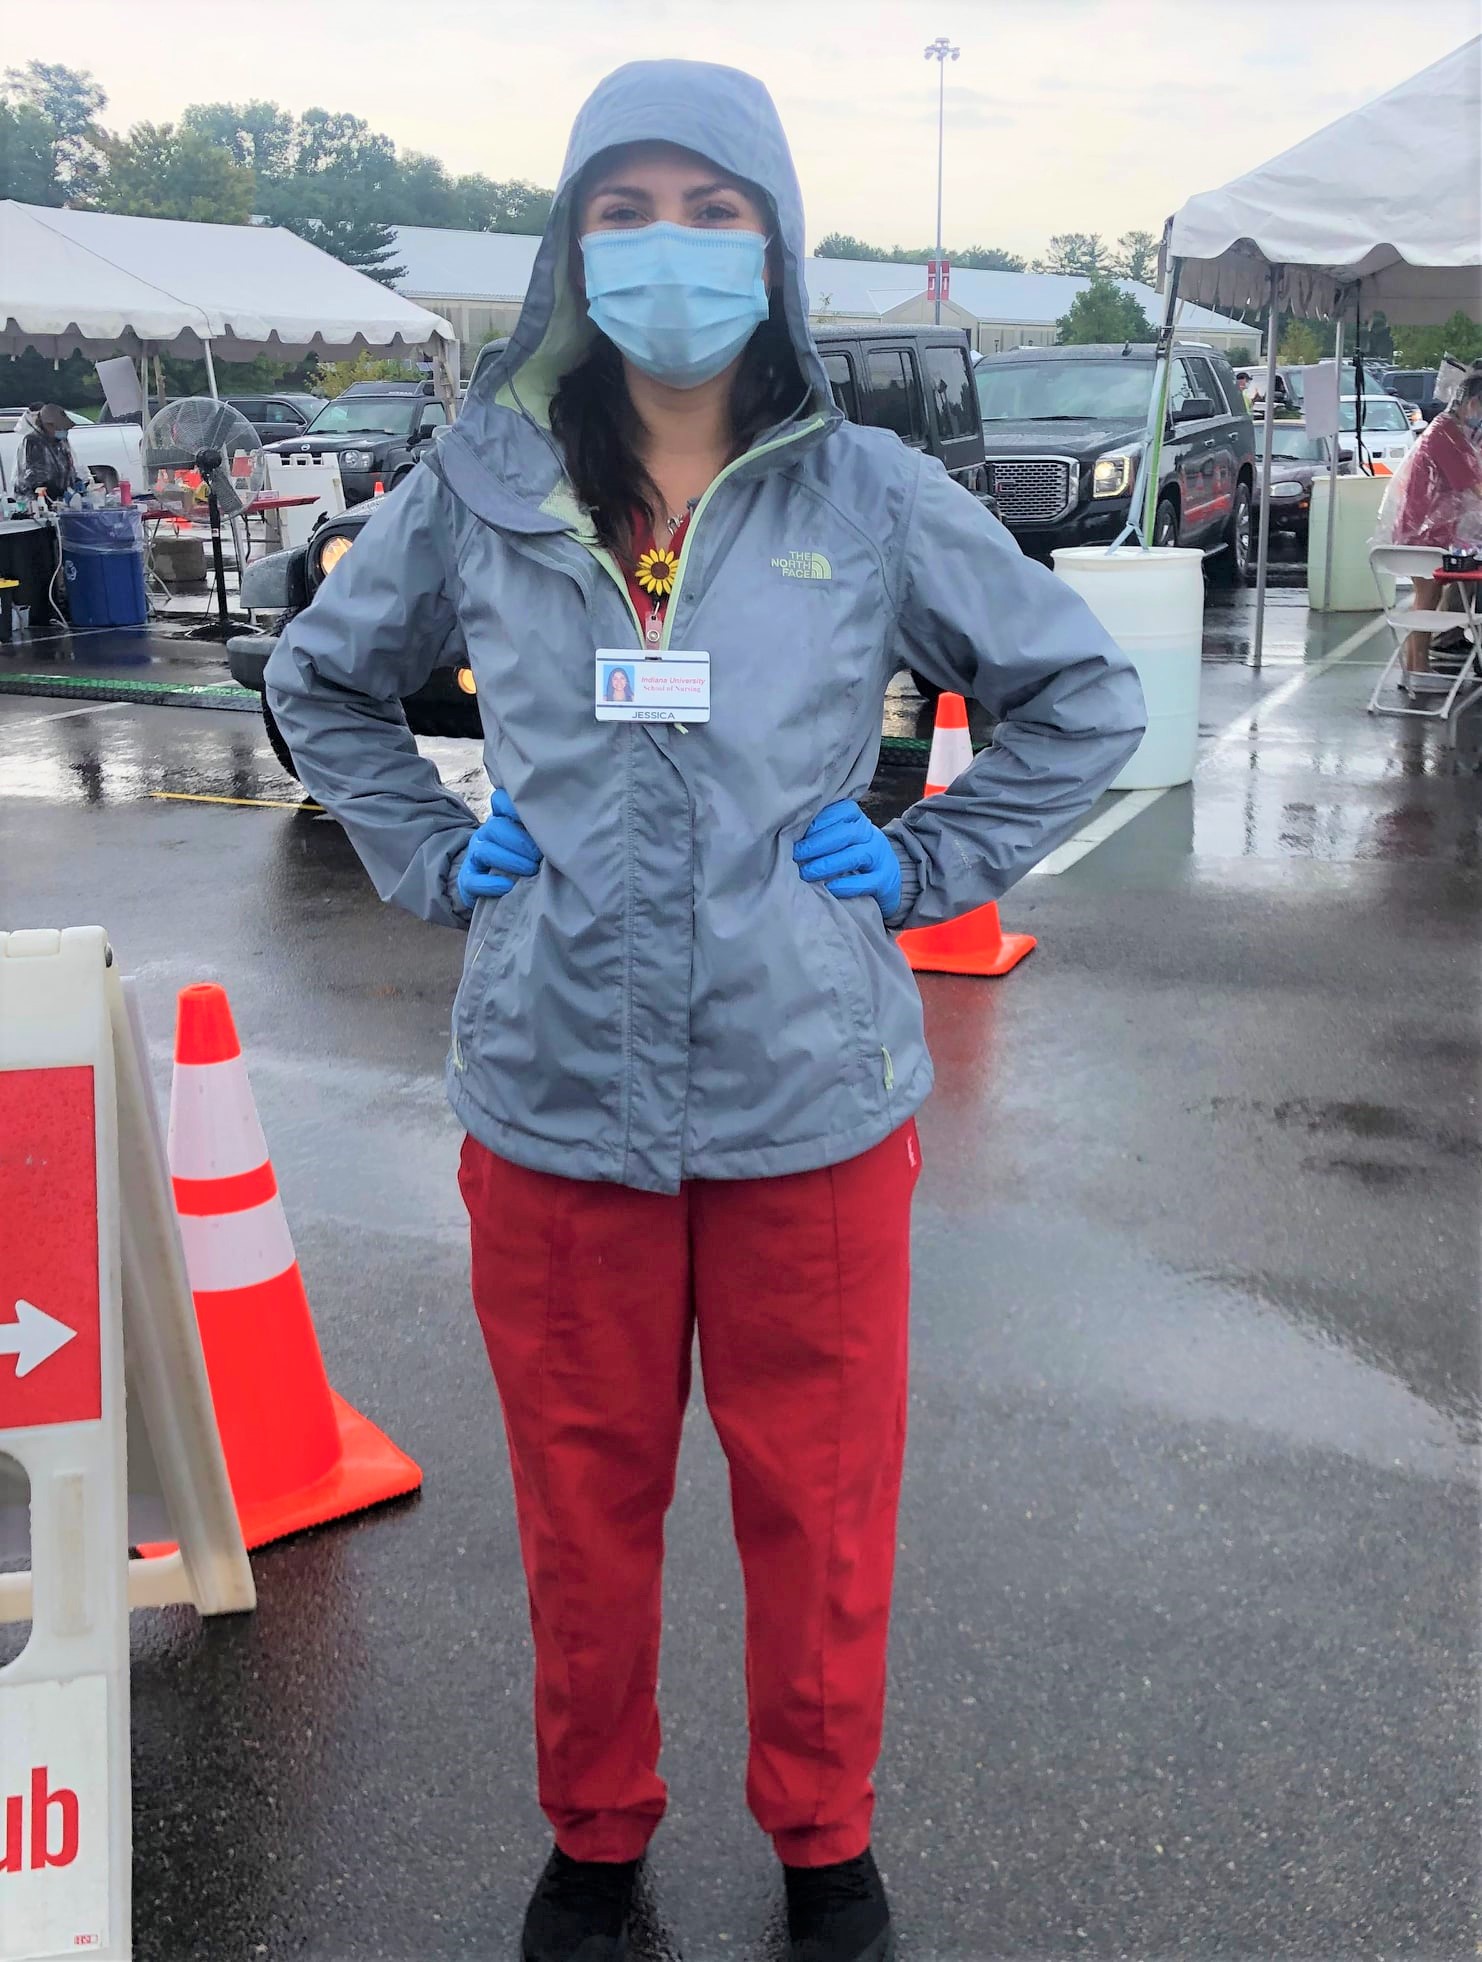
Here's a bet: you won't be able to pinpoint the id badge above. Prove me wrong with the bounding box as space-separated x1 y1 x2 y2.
595 649 711 723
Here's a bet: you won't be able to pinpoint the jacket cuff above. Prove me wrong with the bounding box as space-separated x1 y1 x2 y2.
884 837 922 930
443 845 475 930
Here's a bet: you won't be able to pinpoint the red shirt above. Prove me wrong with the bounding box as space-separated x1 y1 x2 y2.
623 507 692 647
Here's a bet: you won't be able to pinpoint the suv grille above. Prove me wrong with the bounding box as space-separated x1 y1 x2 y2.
988 459 1073 522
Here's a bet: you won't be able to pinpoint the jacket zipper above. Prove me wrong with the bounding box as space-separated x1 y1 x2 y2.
572 413 827 731
587 543 646 643
658 415 827 652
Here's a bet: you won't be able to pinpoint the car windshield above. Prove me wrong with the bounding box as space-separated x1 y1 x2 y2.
1339 399 1408 432
307 397 418 437
1269 431 1326 462
976 358 1152 421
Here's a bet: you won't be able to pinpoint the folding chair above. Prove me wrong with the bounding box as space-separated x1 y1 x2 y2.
1367 543 1480 726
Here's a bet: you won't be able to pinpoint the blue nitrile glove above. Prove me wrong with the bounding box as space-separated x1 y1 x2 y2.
456 788 542 908
793 799 902 920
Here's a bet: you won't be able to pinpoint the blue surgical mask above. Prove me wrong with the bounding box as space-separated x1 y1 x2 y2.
580 222 770 389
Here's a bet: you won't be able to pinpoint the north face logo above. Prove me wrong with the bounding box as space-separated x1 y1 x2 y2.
771 551 832 580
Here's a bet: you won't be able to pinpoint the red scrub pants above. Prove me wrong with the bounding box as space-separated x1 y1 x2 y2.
459 1120 920 1868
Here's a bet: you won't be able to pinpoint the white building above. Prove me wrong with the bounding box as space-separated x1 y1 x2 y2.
801 260 1257 354
389 227 1259 362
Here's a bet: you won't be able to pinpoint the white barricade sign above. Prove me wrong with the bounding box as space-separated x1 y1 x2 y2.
263 452 346 554
0 928 255 1962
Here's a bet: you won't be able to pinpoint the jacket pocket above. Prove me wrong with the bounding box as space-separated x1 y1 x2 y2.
451 877 538 1065
798 880 889 1117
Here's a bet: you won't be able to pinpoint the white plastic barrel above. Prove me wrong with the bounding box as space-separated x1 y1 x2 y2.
1052 545 1205 790
1308 474 1395 611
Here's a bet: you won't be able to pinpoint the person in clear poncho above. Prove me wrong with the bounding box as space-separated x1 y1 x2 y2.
14 404 86 502
1376 361 1482 672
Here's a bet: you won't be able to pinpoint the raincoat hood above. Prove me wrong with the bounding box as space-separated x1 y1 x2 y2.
443 60 832 518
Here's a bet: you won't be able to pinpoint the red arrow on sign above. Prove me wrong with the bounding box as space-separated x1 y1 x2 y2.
1 1299 78 1378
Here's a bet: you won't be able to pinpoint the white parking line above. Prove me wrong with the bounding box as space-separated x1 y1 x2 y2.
1207 614 1388 747
1026 787 1168 875
1028 615 1388 877
2 699 131 729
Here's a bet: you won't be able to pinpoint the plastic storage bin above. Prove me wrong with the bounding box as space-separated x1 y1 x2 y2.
59 507 147 629
1052 545 1205 789
1307 474 1395 611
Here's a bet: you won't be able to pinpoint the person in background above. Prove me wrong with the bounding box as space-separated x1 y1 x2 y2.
267 58 1145 1962
1380 360 1482 675
14 404 86 502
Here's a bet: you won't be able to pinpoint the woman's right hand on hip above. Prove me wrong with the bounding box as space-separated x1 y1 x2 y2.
456 789 543 907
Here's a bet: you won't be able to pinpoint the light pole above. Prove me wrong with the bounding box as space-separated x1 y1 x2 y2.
924 36 959 325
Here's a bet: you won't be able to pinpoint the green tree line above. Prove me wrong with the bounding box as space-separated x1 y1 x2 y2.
0 61 553 285
814 228 1163 283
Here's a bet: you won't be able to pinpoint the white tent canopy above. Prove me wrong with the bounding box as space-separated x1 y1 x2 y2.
0 201 457 363
1149 37 1482 668
1162 37 1482 322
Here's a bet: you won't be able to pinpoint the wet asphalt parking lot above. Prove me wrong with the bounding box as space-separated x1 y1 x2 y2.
2 567 1479 1961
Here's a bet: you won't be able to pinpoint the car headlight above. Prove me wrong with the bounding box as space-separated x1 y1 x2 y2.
1269 481 1303 500
1092 449 1139 498
313 530 357 581
339 449 373 470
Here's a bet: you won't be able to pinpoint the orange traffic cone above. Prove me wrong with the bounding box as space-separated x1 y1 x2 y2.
897 692 1036 977
162 983 422 1548
921 687 973 794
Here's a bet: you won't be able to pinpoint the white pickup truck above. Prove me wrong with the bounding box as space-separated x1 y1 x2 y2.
0 409 145 496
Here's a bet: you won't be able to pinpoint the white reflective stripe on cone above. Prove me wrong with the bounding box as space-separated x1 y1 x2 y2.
925 747 972 793
176 1194 298 1294
168 1055 272 1180
927 729 973 785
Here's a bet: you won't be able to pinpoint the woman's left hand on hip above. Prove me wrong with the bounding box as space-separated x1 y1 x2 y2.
793 800 902 921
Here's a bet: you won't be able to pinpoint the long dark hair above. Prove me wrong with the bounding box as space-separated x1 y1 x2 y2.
550 286 807 561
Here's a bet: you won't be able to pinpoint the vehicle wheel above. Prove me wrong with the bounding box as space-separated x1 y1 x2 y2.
1153 497 1180 548
910 670 941 703
391 465 414 490
261 700 299 781
1210 480 1253 585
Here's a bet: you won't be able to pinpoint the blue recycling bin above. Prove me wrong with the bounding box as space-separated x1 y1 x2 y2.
59 507 148 630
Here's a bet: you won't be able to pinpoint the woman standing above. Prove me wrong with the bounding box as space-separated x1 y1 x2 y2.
268 60 1144 1962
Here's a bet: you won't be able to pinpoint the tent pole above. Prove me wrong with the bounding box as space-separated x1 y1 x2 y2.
139 352 149 422
202 341 219 400
1251 267 1280 670
1134 256 1182 549
1320 311 1344 611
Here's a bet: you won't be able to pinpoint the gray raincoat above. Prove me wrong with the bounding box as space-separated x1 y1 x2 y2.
267 60 1146 1194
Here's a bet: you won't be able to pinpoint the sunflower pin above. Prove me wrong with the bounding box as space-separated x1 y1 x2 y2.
634 546 680 597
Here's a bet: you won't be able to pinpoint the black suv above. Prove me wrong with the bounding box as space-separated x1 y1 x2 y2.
230 327 998 772
227 393 325 444
1384 368 1444 423
974 341 1256 580
261 380 449 504
814 326 991 502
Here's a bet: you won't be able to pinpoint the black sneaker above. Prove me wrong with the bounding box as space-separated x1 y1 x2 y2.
783 1847 896 1962
521 1846 638 1961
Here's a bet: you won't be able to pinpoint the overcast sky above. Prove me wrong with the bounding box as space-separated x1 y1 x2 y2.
8 0 1479 258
